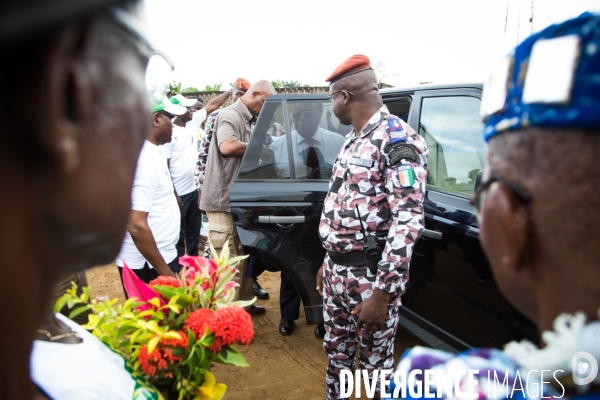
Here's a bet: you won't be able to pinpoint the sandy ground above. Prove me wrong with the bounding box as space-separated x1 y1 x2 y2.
86 264 423 400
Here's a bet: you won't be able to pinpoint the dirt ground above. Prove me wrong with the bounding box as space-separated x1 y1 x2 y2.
86 264 423 400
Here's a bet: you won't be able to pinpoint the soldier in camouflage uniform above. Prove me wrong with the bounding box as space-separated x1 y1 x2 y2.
317 55 428 399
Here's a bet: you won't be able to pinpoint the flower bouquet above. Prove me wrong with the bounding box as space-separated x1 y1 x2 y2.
57 243 254 400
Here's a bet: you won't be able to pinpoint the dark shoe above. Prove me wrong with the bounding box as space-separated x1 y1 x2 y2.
246 305 266 316
314 323 326 339
252 280 269 299
279 319 295 336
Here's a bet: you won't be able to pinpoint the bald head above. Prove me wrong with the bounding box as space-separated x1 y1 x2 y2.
241 79 276 117
249 79 276 96
329 69 382 128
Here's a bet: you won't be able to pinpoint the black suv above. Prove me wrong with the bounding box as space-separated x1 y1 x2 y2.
229 83 538 352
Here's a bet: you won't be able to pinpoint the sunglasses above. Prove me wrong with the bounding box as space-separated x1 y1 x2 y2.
292 111 317 120
469 171 532 212
328 89 355 100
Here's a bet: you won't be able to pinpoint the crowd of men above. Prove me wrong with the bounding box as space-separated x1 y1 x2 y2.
1 0 599 399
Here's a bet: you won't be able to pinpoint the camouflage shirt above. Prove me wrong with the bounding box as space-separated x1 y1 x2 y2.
319 105 428 294
194 110 220 191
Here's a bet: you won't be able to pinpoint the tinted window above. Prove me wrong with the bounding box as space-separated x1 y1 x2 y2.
419 96 485 195
238 102 288 179
279 100 348 180
386 99 411 122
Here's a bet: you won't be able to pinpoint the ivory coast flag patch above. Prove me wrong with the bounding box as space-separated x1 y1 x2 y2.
397 165 415 187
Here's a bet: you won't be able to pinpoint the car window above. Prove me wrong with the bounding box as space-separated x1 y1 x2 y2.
419 96 485 196
284 100 348 180
385 99 411 122
238 101 289 179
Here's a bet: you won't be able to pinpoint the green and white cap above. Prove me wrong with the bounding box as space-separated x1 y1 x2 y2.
170 94 198 107
152 97 186 115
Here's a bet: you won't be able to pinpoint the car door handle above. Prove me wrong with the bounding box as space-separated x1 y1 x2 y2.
423 229 442 240
258 216 306 224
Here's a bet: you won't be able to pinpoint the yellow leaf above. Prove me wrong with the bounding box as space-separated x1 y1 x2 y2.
163 331 182 340
149 297 161 308
196 371 227 400
147 336 160 355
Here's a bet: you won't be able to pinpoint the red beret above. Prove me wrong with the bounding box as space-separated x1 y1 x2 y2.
234 77 251 91
326 54 372 83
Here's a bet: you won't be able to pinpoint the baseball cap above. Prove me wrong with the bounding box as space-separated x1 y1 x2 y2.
170 94 198 108
152 97 186 116
481 12 600 141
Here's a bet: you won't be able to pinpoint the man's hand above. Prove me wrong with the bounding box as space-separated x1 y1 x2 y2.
176 194 183 209
316 266 324 296
352 288 390 334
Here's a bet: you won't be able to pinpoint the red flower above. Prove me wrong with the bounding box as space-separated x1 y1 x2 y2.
210 306 254 352
149 276 180 288
139 332 188 378
184 308 215 339
183 307 254 352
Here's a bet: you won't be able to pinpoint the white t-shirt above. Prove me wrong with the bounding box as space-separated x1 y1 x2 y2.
117 140 180 270
161 109 207 196
31 313 161 400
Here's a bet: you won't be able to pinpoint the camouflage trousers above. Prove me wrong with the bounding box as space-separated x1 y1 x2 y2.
322 256 401 400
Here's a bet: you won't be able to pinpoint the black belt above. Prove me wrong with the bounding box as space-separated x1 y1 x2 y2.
327 251 368 266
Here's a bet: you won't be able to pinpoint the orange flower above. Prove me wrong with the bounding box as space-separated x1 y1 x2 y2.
210 306 254 352
139 332 188 378
184 308 215 339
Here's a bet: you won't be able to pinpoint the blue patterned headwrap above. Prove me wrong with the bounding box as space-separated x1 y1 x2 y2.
481 12 600 142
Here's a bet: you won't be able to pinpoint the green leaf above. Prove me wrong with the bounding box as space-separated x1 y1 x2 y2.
68 305 90 320
215 346 249 367
187 329 195 348
224 255 249 268
54 294 69 314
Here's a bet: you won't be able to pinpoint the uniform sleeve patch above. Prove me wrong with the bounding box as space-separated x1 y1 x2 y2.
397 165 416 187
388 144 418 165
349 157 374 168
388 117 404 132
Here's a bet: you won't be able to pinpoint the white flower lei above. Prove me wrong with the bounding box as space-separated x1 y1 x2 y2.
503 309 600 393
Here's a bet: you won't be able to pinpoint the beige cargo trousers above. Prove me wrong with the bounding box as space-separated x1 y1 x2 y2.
205 210 253 301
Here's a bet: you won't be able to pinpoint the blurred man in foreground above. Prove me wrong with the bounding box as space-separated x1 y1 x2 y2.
0 0 159 397
390 13 600 400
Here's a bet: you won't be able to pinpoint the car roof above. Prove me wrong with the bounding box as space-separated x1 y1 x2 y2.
265 82 483 102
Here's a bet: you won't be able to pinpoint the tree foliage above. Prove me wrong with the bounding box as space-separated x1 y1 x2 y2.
373 61 399 87
167 80 182 96
271 79 304 88
201 83 223 92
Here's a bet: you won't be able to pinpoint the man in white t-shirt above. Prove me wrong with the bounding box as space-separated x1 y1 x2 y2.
116 99 187 284
162 92 232 258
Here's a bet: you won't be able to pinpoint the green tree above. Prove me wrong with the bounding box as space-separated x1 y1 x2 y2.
181 87 200 93
272 79 303 88
167 80 182 96
201 83 222 92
